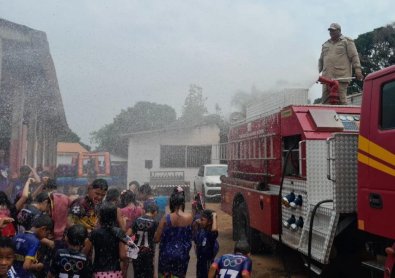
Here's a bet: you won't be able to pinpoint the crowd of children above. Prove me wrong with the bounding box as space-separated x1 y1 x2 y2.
0 165 253 278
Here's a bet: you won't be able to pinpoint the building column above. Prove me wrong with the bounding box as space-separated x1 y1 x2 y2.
26 110 38 168
9 80 25 176
0 38 2 85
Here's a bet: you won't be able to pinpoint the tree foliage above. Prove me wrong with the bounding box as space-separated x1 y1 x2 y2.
346 23 395 94
355 23 395 74
181 84 208 123
57 129 80 143
57 129 91 151
91 101 176 156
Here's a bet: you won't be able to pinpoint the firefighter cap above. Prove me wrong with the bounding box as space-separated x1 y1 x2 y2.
328 23 341 30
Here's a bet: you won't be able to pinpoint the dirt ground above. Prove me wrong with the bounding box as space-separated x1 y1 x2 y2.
127 199 373 277
186 202 308 278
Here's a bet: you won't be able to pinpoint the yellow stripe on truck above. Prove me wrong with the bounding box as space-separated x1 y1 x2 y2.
358 152 395 177
358 219 365 231
358 135 370 153
359 135 395 168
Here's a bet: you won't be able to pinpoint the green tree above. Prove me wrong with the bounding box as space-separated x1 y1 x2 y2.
57 129 80 143
355 23 395 74
350 23 395 94
181 84 208 123
91 101 176 156
57 129 91 151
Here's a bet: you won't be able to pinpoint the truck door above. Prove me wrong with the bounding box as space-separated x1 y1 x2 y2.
358 71 395 240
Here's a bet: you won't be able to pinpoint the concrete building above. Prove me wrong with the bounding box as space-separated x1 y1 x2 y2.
0 18 68 175
126 123 221 185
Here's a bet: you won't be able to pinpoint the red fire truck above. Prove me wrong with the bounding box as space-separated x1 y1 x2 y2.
220 65 395 277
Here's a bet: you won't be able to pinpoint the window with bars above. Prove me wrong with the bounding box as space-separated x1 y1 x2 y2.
160 145 211 168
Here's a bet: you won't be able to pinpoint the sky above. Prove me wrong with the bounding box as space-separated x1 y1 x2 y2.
0 0 393 144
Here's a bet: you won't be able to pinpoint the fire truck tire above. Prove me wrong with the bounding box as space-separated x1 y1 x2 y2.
232 199 262 254
232 199 245 241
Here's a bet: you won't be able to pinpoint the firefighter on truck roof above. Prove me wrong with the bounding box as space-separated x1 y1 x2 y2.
319 23 364 105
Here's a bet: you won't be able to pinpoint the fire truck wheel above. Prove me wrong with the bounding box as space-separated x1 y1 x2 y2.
232 199 262 254
232 198 245 241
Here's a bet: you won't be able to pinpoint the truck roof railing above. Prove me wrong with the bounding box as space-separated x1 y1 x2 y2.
212 134 276 161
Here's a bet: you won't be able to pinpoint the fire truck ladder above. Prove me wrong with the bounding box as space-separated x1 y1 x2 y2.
213 134 276 177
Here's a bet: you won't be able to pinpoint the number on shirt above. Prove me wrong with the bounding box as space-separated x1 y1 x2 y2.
136 231 149 247
219 269 239 278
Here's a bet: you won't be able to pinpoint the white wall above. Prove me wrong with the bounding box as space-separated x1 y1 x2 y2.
127 124 220 186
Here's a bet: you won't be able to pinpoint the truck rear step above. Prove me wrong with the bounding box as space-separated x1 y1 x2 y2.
361 260 385 274
303 261 323 275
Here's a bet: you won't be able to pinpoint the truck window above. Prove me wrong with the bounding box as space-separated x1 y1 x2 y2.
282 135 301 176
205 166 227 176
381 80 395 129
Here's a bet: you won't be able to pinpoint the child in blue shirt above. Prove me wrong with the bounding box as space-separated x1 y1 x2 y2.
12 214 53 278
208 240 252 278
194 209 219 278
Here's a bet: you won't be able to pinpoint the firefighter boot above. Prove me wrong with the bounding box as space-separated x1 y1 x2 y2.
290 194 303 208
283 214 296 228
290 216 304 231
282 192 295 207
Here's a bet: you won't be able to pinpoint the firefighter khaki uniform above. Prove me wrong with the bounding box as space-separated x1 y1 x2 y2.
319 35 362 104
